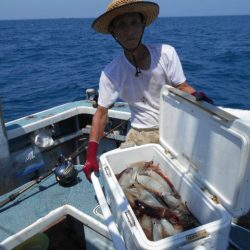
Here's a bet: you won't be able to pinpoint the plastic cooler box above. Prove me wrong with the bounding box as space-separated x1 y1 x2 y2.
100 85 250 250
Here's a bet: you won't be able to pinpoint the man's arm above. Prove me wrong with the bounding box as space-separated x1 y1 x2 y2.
90 105 109 142
176 81 214 104
176 81 196 94
83 105 108 181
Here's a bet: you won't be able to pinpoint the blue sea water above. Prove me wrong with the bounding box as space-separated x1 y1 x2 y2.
0 16 250 122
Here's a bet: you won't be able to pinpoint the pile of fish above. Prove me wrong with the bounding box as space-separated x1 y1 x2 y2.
116 161 200 241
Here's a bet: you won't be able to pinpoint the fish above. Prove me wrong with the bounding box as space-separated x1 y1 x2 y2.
134 200 180 224
136 173 181 208
116 161 200 241
139 168 172 193
116 161 146 189
138 214 153 241
136 174 168 195
143 161 177 193
172 204 200 230
116 167 137 189
160 219 181 236
127 182 166 208
152 219 164 241
123 189 137 209
161 191 181 209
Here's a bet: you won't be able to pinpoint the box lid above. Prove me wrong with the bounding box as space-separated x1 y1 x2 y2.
159 86 250 217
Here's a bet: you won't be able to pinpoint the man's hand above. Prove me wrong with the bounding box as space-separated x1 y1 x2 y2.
83 141 99 182
191 91 214 104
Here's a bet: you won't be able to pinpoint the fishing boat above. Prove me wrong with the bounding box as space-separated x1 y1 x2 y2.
0 87 250 250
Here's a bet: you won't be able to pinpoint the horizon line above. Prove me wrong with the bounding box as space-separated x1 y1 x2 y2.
0 13 250 22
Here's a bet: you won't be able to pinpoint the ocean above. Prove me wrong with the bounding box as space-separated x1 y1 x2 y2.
0 15 250 122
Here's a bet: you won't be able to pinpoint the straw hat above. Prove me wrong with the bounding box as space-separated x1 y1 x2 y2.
92 0 159 34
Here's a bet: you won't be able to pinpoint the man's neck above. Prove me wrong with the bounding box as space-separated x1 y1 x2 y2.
124 44 151 70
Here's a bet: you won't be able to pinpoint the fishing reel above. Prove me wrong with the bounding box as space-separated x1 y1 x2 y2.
86 88 98 108
54 155 78 186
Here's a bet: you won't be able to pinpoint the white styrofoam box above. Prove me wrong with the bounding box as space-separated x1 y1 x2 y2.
100 85 250 249
159 86 250 217
100 144 231 250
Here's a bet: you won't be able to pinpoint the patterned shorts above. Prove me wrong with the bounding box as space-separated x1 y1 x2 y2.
125 127 159 146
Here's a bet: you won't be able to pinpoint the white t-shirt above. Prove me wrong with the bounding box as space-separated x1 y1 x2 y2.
98 44 186 129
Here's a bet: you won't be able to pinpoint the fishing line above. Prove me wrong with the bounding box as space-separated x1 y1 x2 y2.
68 119 128 161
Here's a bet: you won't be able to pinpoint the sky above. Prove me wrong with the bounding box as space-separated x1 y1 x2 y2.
0 0 250 20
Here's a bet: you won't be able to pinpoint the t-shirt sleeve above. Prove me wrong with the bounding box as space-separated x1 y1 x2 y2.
163 45 186 86
98 71 119 108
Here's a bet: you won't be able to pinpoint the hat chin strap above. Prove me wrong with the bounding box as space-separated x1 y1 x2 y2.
111 25 146 77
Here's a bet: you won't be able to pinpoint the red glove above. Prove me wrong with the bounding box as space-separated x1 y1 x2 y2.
191 91 214 104
83 141 99 181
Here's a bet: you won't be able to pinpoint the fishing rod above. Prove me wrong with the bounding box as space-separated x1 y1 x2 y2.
0 156 78 210
0 168 55 209
68 119 128 161
0 119 128 209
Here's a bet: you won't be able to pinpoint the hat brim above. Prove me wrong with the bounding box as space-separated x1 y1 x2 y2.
92 2 159 34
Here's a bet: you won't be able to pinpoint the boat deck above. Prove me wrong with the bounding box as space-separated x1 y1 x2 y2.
1 100 250 249
1 166 250 249
0 166 106 243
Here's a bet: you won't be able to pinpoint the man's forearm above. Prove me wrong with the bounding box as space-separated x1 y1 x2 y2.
89 106 108 142
177 81 196 94
177 81 214 104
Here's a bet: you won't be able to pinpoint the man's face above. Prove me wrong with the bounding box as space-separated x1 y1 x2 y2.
111 13 144 50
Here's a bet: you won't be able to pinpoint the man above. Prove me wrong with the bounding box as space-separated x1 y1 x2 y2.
83 0 213 181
